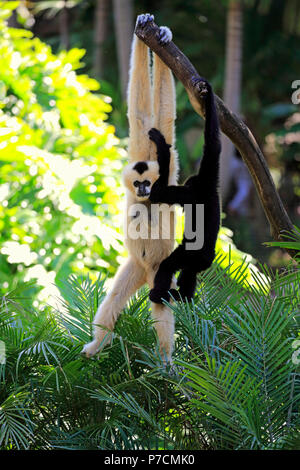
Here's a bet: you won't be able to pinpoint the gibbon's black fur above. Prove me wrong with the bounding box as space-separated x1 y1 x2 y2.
148 77 221 303
133 161 149 174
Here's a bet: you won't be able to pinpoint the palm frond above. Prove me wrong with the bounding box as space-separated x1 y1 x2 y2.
0 389 34 450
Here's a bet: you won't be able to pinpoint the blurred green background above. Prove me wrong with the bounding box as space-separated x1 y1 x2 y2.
0 0 299 304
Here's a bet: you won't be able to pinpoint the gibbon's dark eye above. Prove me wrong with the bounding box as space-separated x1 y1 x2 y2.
133 181 139 187
144 180 151 187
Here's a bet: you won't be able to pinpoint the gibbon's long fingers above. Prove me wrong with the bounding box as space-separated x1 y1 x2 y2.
127 35 153 162
152 53 178 182
157 26 173 45
82 259 146 357
136 13 154 28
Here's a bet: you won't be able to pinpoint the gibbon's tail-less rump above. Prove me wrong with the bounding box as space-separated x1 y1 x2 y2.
82 13 179 362
148 77 221 304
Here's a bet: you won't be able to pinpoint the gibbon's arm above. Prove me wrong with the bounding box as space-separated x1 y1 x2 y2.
152 42 176 152
150 79 221 207
148 128 171 185
149 127 191 206
152 27 178 183
195 78 221 182
127 16 153 162
150 183 192 206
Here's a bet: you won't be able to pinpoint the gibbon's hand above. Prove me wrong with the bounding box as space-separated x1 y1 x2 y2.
148 128 170 148
149 287 180 304
157 26 173 45
190 76 210 98
136 13 154 29
149 128 171 164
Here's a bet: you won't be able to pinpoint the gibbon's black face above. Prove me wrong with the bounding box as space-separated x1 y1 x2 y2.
123 161 160 201
133 179 151 197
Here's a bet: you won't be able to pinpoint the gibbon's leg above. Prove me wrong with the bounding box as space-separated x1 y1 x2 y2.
151 303 175 362
82 258 146 357
177 269 198 302
152 31 178 181
127 14 153 162
149 245 183 304
196 249 215 272
147 269 175 362
191 76 221 183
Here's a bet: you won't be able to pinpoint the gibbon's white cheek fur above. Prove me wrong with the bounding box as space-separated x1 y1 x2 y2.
82 14 178 361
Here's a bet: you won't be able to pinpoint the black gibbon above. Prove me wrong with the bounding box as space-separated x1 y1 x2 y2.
148 77 221 304
82 13 179 361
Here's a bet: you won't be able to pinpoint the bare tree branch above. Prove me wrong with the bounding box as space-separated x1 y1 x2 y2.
135 18 296 257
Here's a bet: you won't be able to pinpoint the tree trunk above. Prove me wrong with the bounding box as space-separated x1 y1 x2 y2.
94 0 110 79
134 18 297 258
7 0 18 28
221 0 243 199
112 0 134 100
59 3 70 50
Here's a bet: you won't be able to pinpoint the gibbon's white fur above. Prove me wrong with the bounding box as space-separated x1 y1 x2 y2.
82 14 178 361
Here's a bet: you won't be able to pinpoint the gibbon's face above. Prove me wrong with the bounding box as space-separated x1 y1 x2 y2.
123 161 160 201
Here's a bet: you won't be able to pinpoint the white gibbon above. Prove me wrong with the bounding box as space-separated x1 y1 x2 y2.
82 13 178 361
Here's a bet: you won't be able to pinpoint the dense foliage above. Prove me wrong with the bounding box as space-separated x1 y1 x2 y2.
1 259 299 450
0 1 125 305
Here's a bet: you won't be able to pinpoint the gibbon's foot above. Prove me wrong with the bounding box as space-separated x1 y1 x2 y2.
149 287 179 303
158 26 173 45
177 289 193 302
136 13 154 28
177 284 195 302
168 363 187 379
149 287 171 304
81 332 112 358
190 76 209 97
81 339 100 358
169 288 181 301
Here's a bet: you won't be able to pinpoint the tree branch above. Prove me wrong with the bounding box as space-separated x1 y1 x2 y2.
135 18 296 257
